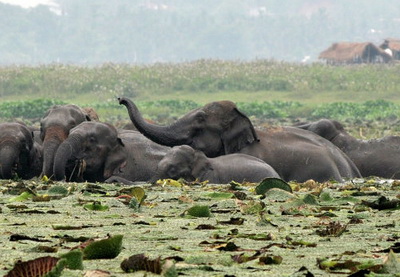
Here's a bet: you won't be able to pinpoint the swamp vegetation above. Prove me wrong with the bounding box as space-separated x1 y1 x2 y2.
0 60 400 276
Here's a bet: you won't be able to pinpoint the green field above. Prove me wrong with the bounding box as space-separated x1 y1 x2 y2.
1 60 400 138
1 60 400 103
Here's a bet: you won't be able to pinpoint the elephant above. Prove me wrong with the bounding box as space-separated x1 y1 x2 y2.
151 145 280 184
296 118 400 178
0 122 42 179
118 97 361 182
40 104 96 178
53 121 170 183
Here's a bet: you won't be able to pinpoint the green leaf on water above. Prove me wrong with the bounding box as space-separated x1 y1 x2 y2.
319 191 334 202
129 197 140 211
204 192 234 200
59 249 84 270
8 191 35 202
255 178 292 195
302 194 319 205
131 187 146 204
186 205 212 218
48 185 69 196
83 201 109 211
380 250 400 274
83 234 123 260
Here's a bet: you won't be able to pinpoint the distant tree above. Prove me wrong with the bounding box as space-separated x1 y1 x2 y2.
1 0 400 64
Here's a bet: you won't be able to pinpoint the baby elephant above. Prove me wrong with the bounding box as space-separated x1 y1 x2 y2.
152 145 280 183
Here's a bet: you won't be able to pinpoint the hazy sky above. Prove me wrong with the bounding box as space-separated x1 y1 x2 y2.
0 0 55 8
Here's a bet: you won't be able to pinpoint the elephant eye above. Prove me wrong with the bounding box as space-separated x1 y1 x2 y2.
167 166 178 178
89 135 95 141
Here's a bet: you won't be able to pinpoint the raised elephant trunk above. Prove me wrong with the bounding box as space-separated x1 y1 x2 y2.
53 134 83 181
0 144 18 179
118 97 189 146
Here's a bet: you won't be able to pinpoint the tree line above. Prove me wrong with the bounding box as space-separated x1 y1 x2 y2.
1 0 400 64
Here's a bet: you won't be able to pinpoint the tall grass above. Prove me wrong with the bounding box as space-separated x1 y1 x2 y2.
1 60 399 102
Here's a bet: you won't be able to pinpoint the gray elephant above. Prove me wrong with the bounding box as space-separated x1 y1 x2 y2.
152 145 280 184
53 121 170 183
0 122 42 179
40 104 96 178
118 97 361 182
296 118 400 178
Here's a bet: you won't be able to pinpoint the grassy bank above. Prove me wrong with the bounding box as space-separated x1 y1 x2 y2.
1 60 400 105
1 60 400 138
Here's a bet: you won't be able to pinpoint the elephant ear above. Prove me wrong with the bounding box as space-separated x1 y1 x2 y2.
221 108 259 154
103 137 127 179
81 107 99 121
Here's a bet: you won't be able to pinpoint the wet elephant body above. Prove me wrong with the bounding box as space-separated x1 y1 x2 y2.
119 97 361 183
153 145 280 184
297 119 400 178
53 122 170 183
0 122 42 179
40 104 95 178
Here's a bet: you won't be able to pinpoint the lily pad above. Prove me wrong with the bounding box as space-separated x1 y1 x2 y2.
380 250 400 274
83 201 109 211
204 192 234 199
48 185 69 196
263 188 296 202
302 194 319 205
83 234 123 260
8 191 35 202
186 205 212 218
59 249 84 270
131 187 146 204
255 178 292 195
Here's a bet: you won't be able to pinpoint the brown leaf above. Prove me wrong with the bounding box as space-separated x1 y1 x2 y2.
316 221 348 237
217 217 245 225
259 255 283 265
120 253 162 274
195 224 217 230
5 256 60 277
215 241 240 251
83 269 112 277
232 253 258 264
361 196 400 210
10 234 52 242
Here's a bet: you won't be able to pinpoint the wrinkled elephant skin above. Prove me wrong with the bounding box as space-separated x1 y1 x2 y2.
153 145 281 184
297 118 400 178
40 104 94 179
0 122 42 179
119 97 361 182
53 122 170 183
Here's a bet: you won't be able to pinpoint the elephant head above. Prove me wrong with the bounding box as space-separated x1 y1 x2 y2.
53 122 127 182
0 122 42 179
153 145 199 182
118 97 258 157
296 119 345 141
40 104 93 178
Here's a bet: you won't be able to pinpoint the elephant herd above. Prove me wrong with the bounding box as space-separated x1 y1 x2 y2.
0 97 399 184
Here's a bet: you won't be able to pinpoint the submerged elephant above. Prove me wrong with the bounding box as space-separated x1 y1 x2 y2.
118 97 361 182
152 145 280 183
296 118 400 178
53 121 170 183
40 104 96 178
0 122 42 179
